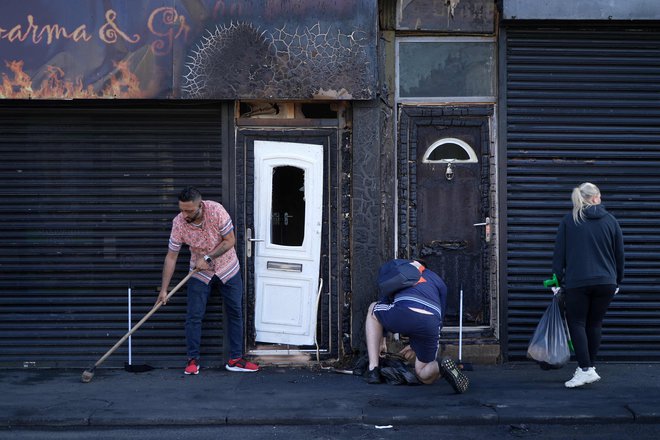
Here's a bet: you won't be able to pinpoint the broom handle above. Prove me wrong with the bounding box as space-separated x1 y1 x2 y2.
93 270 197 368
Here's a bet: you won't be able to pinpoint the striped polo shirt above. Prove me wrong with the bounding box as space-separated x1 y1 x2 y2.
168 200 240 284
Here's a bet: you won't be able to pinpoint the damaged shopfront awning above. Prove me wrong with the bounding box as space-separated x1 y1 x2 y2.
0 0 377 100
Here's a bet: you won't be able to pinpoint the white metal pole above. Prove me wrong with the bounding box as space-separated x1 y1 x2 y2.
459 286 463 361
128 283 132 366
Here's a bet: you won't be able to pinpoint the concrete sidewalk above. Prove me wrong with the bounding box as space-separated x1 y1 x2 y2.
2 362 659 428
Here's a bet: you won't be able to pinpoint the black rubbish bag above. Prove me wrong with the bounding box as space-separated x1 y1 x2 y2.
352 353 420 385
379 356 420 385
526 294 571 369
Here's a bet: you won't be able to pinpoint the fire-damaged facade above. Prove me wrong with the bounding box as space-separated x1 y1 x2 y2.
0 0 377 368
2 0 660 370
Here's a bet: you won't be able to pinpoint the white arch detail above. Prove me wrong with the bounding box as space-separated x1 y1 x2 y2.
422 137 478 163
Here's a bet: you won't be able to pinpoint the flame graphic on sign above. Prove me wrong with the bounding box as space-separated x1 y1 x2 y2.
1 59 147 99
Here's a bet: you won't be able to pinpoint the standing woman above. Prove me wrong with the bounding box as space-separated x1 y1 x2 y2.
553 182 625 388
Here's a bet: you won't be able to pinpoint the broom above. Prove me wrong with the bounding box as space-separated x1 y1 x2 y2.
81 270 197 383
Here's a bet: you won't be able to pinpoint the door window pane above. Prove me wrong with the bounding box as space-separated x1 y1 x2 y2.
271 166 305 246
423 138 478 163
398 38 495 99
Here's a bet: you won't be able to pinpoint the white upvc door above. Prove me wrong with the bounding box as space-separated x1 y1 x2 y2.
253 140 323 345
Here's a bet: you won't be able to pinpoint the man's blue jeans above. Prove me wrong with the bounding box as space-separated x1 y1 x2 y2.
186 272 244 360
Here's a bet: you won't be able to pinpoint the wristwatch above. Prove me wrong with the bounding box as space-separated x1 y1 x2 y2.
203 255 213 264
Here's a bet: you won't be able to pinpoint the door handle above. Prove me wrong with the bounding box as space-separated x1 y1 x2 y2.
473 216 490 226
473 217 491 243
247 228 264 257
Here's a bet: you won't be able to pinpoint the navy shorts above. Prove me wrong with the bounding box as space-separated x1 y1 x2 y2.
373 301 441 363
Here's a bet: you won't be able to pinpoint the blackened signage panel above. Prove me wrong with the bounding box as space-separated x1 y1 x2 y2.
397 0 495 33
0 0 376 100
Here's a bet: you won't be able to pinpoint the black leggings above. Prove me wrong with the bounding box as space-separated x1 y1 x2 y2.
565 284 616 369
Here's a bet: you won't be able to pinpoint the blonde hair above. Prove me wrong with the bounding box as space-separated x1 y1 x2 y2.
571 182 600 223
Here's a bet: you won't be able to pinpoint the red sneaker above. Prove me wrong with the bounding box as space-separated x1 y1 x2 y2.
184 358 200 375
226 357 259 372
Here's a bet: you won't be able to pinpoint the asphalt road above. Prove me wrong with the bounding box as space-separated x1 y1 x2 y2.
4 423 660 440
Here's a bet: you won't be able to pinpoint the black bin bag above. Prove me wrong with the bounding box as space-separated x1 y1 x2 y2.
526 294 571 369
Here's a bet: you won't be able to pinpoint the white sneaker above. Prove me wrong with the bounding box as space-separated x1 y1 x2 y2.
565 367 600 388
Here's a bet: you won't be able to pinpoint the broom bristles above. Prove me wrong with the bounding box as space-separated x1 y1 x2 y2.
80 369 95 383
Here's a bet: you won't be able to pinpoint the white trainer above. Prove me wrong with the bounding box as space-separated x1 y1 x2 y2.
565 367 600 388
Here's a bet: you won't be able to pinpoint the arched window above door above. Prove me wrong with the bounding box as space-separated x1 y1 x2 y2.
422 138 479 163
422 137 478 163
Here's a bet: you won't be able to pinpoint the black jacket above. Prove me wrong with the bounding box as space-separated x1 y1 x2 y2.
552 204 625 289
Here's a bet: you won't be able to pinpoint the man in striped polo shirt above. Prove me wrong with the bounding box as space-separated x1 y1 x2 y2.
158 186 258 375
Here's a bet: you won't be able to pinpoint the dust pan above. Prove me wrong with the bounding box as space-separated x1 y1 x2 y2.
124 361 154 373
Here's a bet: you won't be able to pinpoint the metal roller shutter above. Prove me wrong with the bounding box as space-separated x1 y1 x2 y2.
0 100 228 368
505 27 660 361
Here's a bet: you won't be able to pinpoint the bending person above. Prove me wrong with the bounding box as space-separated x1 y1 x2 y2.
365 259 468 393
158 186 259 375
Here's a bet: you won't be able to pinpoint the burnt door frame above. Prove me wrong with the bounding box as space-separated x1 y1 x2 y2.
398 105 493 330
234 128 338 355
